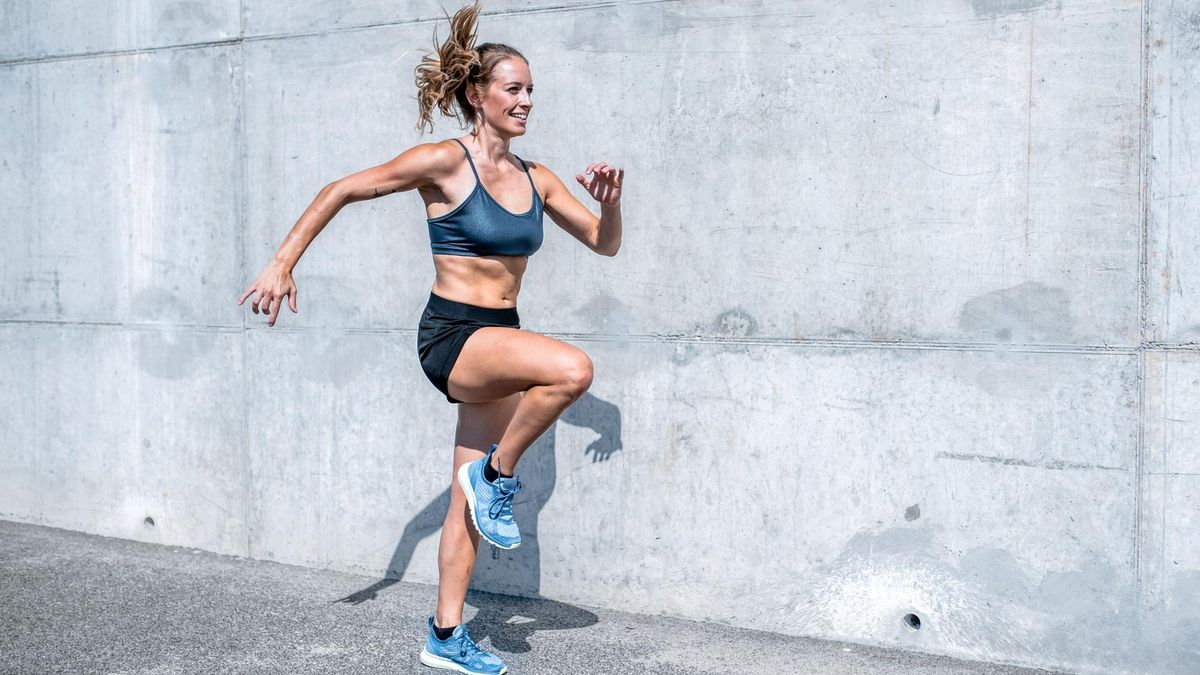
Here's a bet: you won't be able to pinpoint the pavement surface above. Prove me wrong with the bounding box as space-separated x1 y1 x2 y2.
0 520 1063 674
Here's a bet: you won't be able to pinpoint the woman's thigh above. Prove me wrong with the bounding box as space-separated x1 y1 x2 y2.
447 327 592 404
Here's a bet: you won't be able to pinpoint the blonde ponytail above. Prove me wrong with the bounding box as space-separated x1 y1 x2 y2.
413 2 529 133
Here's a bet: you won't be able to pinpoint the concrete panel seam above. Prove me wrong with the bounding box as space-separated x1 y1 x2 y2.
11 319 1198 353
0 39 242 68
235 20 251 560
241 0 681 45
0 319 242 333
230 325 1141 354
551 333 1142 355
1134 0 1154 588
1148 342 1200 351
0 0 681 68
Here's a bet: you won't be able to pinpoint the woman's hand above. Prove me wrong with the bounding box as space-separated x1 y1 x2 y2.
237 262 298 327
575 163 624 205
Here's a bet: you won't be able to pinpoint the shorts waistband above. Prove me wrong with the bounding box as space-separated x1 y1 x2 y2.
425 292 520 324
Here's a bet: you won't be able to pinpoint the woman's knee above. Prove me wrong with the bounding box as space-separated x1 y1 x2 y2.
558 350 593 397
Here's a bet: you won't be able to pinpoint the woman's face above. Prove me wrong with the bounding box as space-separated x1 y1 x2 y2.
475 57 533 136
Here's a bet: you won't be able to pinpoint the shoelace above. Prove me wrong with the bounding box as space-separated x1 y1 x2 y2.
456 629 485 659
488 480 522 520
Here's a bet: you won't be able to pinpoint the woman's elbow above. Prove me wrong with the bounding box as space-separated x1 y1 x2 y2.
597 241 621 257
318 181 351 208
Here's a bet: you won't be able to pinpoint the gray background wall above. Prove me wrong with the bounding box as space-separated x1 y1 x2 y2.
2 1 1197 673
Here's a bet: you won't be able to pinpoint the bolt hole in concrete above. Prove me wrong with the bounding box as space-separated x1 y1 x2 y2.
144 516 155 527
903 613 922 630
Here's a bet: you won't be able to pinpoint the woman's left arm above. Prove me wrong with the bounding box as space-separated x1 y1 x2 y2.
534 162 624 257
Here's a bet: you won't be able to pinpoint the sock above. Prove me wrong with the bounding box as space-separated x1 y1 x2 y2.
483 454 513 483
433 623 456 641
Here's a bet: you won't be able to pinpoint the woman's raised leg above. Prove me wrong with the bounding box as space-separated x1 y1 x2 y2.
434 393 522 628
446 327 593 474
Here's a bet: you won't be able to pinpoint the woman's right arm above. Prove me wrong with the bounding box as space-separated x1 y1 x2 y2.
238 141 457 327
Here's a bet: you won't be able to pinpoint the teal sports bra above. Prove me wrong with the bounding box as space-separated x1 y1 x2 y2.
427 139 544 257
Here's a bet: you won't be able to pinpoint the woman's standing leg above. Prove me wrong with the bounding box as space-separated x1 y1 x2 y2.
434 393 522 628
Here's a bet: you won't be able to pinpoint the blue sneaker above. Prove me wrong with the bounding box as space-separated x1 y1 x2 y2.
419 617 507 674
457 444 522 550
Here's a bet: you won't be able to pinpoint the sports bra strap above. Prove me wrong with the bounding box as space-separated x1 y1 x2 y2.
515 155 538 195
451 138 480 180
452 138 537 197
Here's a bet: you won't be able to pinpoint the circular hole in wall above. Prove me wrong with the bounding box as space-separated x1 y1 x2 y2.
144 516 156 527
903 613 921 630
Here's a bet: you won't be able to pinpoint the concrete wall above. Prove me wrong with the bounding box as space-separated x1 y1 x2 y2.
2 1 1197 672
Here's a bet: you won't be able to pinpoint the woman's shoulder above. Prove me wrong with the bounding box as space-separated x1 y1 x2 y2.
524 159 566 190
412 138 468 164
392 138 469 181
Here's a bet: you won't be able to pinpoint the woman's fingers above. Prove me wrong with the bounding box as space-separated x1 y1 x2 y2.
238 264 298 325
237 285 255 305
580 162 625 203
267 296 281 327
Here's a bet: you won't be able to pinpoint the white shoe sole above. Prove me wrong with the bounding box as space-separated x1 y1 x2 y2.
420 647 508 674
457 462 521 550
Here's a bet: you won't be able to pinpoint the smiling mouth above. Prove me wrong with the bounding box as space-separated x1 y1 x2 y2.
510 112 528 120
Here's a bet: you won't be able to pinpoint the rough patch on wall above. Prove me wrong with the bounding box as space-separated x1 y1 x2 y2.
786 524 1197 673
670 308 761 366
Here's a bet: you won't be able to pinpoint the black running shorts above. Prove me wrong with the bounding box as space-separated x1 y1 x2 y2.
416 292 520 404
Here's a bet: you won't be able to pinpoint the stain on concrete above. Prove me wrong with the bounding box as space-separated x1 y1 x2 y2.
159 2 220 28
133 287 193 324
971 0 1059 19
842 526 936 561
958 547 1030 601
573 293 633 335
670 343 700 367
712 308 759 338
301 336 370 387
957 281 1074 343
905 504 921 521
136 329 211 379
1185 11 1200 49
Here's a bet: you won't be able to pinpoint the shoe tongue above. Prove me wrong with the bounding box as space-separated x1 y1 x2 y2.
495 475 520 493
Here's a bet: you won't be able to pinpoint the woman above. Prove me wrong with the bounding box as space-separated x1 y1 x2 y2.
237 3 623 674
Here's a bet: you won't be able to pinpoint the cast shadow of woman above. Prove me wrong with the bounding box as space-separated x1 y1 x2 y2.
334 391 622 653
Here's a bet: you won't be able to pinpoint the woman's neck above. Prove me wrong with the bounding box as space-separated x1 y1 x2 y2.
469 126 512 165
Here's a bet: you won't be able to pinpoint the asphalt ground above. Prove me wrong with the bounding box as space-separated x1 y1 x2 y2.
0 520 1062 675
